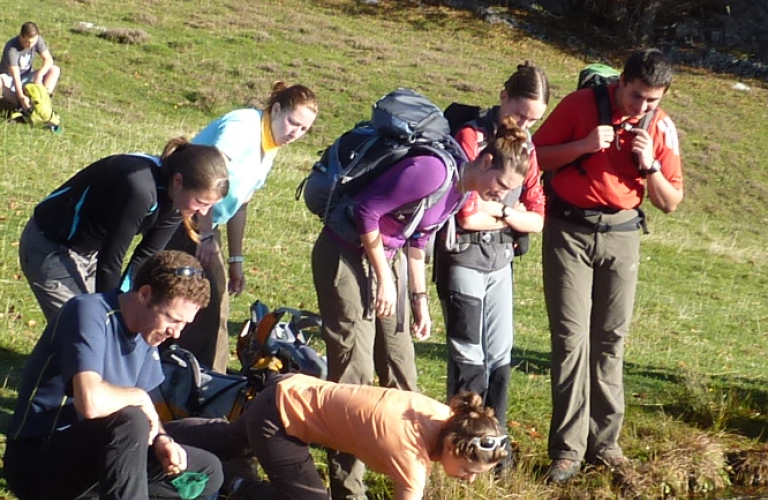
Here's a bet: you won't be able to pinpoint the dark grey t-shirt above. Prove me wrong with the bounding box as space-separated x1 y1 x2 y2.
0 35 48 75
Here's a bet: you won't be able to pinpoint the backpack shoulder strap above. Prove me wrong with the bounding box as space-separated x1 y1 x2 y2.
567 86 612 176
637 107 658 132
592 85 613 126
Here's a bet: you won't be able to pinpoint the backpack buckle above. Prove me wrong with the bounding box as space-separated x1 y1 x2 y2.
595 222 612 233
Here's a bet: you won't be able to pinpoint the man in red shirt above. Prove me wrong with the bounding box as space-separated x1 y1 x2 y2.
533 48 683 483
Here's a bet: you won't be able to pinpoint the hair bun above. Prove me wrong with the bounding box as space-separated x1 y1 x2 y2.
496 116 527 143
449 392 485 415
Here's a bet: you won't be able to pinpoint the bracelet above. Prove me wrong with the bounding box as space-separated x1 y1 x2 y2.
411 291 429 304
227 255 244 264
200 233 215 243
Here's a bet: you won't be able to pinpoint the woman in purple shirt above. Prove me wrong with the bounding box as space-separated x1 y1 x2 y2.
311 116 531 499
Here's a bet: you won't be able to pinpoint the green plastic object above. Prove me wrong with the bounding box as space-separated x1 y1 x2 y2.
170 471 210 500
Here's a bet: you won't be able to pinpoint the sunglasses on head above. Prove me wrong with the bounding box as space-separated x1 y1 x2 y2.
173 267 204 278
469 434 508 452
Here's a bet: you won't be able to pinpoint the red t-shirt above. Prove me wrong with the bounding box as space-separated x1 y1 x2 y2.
533 83 683 210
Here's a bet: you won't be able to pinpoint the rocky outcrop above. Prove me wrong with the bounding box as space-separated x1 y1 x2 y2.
438 0 768 81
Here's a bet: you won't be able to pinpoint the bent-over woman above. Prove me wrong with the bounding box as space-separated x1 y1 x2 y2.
19 138 230 321
168 373 508 500
312 117 533 499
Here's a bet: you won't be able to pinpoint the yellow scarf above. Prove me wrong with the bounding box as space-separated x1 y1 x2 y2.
261 110 280 154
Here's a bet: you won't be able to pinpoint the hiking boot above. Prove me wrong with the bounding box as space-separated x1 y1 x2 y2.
546 458 581 484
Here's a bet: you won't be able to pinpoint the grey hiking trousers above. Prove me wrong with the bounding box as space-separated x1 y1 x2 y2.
19 217 96 322
543 212 640 463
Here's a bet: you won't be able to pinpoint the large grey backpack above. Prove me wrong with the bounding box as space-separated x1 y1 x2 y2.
297 88 467 243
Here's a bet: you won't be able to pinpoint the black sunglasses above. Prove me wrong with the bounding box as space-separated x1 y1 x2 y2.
173 267 204 278
469 434 508 452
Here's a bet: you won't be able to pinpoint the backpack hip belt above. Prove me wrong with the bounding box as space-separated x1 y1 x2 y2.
455 231 516 245
547 196 647 234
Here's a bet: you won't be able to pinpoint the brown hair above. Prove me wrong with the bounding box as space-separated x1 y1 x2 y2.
266 81 318 115
20 22 39 38
160 137 230 242
479 115 530 178
132 250 210 308
503 61 550 105
623 47 673 91
435 392 508 464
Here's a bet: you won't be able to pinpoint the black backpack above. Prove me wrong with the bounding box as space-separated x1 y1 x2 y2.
297 88 467 243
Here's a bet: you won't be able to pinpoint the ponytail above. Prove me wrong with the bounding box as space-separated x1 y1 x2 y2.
503 61 550 105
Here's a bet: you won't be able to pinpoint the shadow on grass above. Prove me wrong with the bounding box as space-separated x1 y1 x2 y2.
511 348 768 442
620 361 768 442
512 348 550 376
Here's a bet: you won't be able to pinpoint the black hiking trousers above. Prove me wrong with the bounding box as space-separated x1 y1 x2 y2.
4 406 223 500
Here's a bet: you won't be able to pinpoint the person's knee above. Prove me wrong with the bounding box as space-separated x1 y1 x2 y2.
185 447 225 497
0 75 16 103
44 66 61 93
111 405 152 442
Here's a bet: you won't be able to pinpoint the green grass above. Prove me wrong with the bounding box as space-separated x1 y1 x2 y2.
1 0 768 498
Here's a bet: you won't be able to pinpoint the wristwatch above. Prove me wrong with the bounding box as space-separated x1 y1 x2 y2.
500 204 513 220
646 159 662 174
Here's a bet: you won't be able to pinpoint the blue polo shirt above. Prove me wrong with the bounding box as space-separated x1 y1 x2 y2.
192 108 275 227
7 291 163 441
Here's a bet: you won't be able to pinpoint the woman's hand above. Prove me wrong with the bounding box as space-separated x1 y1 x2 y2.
195 237 218 268
228 262 246 296
375 273 397 317
411 295 431 340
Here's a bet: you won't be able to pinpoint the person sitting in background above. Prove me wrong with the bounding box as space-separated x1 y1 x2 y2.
0 21 60 110
19 137 230 322
3 250 223 500
167 373 509 500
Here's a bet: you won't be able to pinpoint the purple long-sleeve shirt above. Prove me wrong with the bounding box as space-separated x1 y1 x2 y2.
353 155 464 251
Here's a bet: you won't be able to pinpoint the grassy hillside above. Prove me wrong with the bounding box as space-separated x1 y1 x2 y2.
1 0 767 498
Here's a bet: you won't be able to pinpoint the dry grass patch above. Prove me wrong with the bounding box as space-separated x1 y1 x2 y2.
123 12 160 26
618 433 728 498
99 28 150 44
726 444 768 487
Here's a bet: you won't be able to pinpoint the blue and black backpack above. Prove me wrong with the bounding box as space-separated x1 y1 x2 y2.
297 88 467 243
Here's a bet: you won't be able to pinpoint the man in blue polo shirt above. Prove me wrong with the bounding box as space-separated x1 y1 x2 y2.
3 250 223 500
